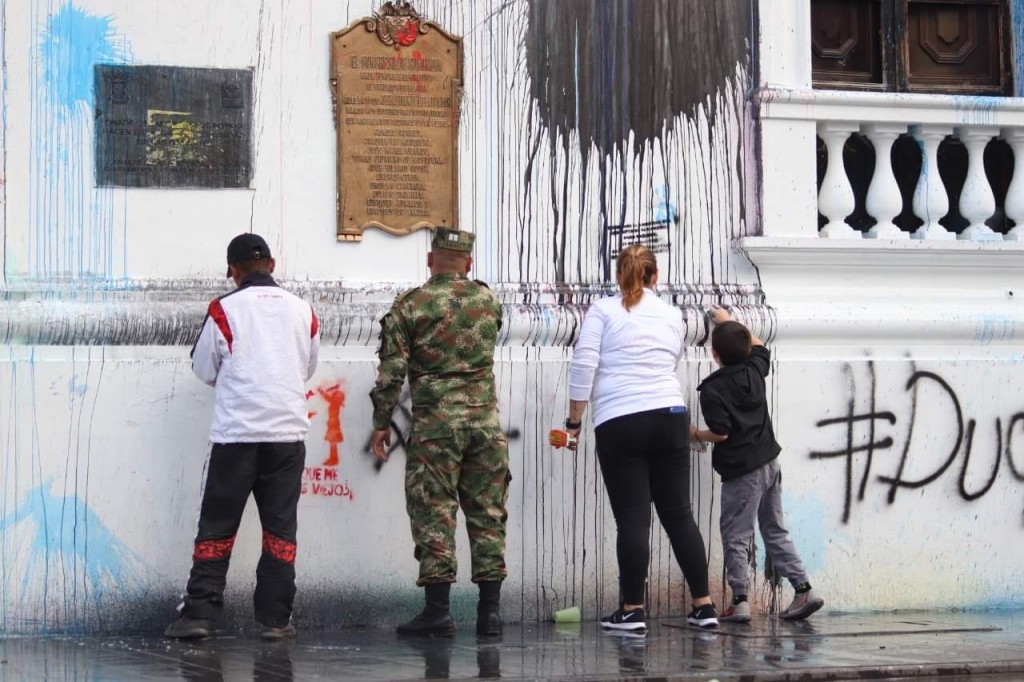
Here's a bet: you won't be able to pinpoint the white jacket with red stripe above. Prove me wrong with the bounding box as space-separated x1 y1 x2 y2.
191 273 320 443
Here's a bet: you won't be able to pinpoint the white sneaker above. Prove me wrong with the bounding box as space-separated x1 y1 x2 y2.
780 589 824 620
720 600 752 623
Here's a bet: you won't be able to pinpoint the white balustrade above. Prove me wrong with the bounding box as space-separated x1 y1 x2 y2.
815 122 1021 242
910 125 956 241
1003 128 1024 242
762 88 1024 242
956 126 1001 242
818 122 860 238
864 123 909 239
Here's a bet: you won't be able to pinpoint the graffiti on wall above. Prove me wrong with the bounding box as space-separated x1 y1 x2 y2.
302 381 354 501
809 361 1024 524
301 465 354 501
301 376 525 489
603 219 672 269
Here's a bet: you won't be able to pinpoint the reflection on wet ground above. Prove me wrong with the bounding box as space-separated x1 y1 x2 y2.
1 611 1022 681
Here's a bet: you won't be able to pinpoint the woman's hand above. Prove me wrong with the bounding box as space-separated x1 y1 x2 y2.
565 426 581 451
565 399 587 451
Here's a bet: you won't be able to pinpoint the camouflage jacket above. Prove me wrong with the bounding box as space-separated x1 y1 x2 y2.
371 272 502 436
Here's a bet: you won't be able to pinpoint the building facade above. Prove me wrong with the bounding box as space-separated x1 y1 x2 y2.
1 0 1023 633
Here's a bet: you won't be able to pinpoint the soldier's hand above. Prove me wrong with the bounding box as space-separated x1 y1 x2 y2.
371 429 391 462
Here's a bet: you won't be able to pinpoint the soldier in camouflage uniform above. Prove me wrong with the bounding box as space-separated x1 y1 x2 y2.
370 227 510 637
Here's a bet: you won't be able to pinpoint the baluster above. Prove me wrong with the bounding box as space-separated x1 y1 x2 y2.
955 125 1001 242
818 122 860 238
864 123 909 239
910 125 956 241
1002 128 1024 242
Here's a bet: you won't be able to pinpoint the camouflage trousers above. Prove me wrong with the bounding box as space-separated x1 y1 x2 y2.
405 425 510 585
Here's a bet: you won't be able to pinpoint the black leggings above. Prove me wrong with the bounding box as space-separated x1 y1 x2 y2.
595 408 710 605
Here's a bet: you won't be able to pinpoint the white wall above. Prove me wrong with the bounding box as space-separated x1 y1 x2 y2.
0 345 648 630
1 0 757 287
1 0 756 633
748 0 1024 615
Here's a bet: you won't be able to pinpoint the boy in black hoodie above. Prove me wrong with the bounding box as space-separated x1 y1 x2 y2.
690 307 823 623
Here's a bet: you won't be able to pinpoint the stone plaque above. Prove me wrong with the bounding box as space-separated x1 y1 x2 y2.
330 2 461 241
94 65 253 188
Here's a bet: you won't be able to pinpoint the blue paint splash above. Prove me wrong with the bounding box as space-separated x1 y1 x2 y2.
28 2 131 281
952 95 1003 126
67 374 87 397
653 184 679 223
40 4 121 116
779 491 831 577
0 480 139 632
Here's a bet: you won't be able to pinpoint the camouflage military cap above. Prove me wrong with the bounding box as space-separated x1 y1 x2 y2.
431 227 475 253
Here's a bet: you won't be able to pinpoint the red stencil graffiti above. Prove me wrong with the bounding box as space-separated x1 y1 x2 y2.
317 383 346 467
302 380 355 502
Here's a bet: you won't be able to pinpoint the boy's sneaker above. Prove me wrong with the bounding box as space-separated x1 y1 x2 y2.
687 603 719 629
261 621 296 641
720 600 752 623
780 590 824 621
164 616 212 640
600 607 646 632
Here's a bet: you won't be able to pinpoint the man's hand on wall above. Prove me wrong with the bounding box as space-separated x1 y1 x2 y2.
371 429 391 462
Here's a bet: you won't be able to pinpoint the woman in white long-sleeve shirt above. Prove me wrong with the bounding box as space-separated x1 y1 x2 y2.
565 244 718 632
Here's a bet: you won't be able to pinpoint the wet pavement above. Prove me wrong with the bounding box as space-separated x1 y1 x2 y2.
1 611 1022 681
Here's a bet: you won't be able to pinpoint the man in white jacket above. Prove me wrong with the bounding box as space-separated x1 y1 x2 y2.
165 233 320 642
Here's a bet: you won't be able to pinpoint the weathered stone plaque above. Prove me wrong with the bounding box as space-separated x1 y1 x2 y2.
94 65 253 188
330 2 461 241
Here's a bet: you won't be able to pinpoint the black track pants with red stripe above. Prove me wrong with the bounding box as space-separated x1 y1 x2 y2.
182 441 304 628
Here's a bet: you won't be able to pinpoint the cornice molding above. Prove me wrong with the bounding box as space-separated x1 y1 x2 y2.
742 237 1024 270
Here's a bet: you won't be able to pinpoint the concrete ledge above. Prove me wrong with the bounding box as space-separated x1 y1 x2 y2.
0 280 770 346
742 236 1024 269
740 236 1024 345
758 87 1024 127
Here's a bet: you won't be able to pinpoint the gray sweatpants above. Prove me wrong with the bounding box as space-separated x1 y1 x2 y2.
720 459 808 595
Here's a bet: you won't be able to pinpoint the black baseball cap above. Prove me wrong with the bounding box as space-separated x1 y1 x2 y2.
226 233 272 276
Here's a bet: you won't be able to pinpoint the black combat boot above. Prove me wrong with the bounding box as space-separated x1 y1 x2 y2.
476 580 502 636
397 583 455 636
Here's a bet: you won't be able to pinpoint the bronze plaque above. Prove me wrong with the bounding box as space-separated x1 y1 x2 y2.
330 2 462 242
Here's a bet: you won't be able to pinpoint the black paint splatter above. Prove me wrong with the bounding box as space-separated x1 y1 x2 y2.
523 0 754 283
525 0 751 163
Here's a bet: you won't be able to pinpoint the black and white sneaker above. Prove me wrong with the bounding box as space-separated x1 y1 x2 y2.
687 603 719 629
600 607 646 632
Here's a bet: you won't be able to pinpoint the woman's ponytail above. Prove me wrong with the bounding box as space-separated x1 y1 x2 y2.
616 244 657 311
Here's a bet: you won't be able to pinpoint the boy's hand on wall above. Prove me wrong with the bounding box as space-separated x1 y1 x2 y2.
708 306 731 325
688 424 707 452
